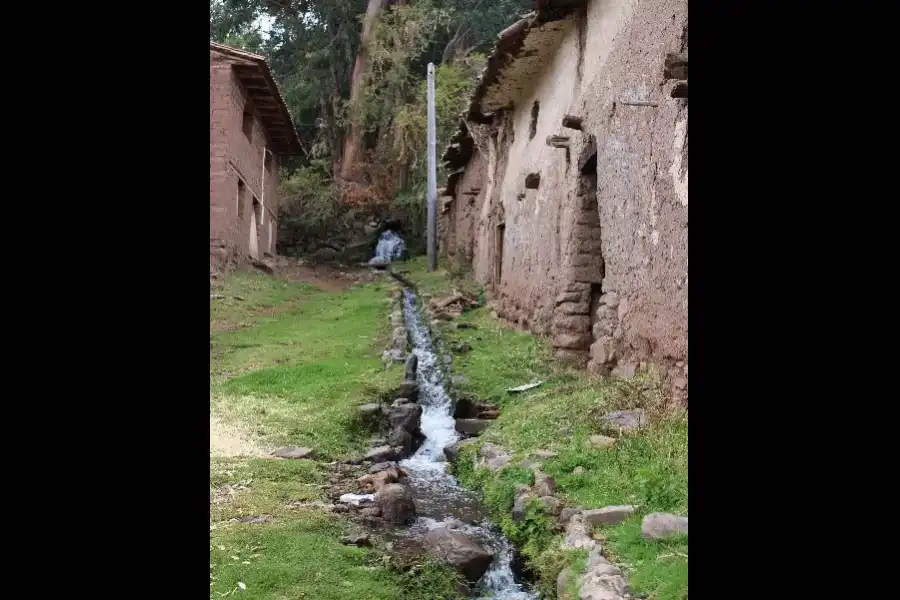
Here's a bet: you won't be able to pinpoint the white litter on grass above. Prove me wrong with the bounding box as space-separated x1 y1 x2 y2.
339 493 375 506
506 381 544 394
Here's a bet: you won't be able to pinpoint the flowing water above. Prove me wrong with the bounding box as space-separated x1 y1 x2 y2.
370 230 407 263
398 287 538 600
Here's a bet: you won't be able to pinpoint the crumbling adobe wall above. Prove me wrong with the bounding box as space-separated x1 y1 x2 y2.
440 149 487 266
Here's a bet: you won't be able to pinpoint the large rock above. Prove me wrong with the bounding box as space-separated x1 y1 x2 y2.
477 442 511 472
404 354 418 380
388 428 414 455
272 446 315 460
388 403 422 434
583 505 637 527
601 409 646 432
375 483 416 523
365 445 398 462
396 379 419 401
443 438 478 463
455 418 491 436
577 548 631 600
424 526 494 582
641 513 688 540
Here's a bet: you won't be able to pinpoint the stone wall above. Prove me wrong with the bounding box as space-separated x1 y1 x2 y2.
438 0 688 389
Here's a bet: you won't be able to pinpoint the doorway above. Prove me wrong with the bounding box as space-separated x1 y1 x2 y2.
494 223 505 286
249 198 261 259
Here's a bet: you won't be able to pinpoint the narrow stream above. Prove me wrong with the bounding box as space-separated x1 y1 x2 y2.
398 286 537 600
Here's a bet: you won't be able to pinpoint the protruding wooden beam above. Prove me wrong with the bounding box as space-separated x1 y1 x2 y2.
562 115 583 131
664 52 688 80
670 81 688 98
546 135 571 148
525 173 541 189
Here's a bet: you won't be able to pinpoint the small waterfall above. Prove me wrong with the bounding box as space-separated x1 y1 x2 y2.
369 230 406 264
399 288 537 600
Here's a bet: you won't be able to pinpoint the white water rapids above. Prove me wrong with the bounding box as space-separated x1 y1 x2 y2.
398 287 537 600
370 230 407 263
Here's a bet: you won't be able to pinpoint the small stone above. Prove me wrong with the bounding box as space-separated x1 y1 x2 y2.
477 442 512 472
511 485 531 523
452 342 472 354
520 458 542 471
572 466 585 476
556 300 591 314
539 496 563 516
552 332 593 350
534 472 557 496
558 507 583 525
451 374 470 387
272 446 315 460
601 408 646 432
341 534 372 547
358 403 381 416
455 418 491 435
641 513 688 540
365 445 398 462
583 505 637 527
673 377 688 390
588 435 617 450
533 450 558 460
561 513 596 551
331 504 350 513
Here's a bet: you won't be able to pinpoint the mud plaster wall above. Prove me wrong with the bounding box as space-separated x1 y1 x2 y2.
440 0 688 380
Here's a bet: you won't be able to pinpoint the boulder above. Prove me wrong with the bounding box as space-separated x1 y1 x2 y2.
388 403 422 434
600 409 646 433
443 439 477 463
583 505 637 527
641 513 688 540
396 379 420 401
477 442 512 472
404 354 418 380
388 428 414 455
272 446 315 460
375 483 416 523
455 418 491 436
424 526 494 582
365 445 398 462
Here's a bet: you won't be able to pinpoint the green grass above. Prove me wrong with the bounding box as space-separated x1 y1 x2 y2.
210 270 463 600
404 257 688 600
210 272 400 458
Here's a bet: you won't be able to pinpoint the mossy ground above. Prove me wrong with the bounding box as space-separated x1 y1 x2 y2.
405 256 688 600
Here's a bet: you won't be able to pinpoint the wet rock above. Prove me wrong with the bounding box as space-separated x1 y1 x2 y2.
641 513 688 540
600 409 646 433
588 435 617 450
539 496 564 516
557 567 575 600
534 472 557 496
455 418 491 436
561 513 596 551
369 461 398 474
424 526 494 582
572 466 585 476
578 548 630 600
443 438 477 463
365 445 398 462
375 483 416 523
388 428 414 455
477 442 511 472
341 534 372 547
583 505 637 527
396 380 419 401
388 403 422 434
272 446 315 460
404 353 418 380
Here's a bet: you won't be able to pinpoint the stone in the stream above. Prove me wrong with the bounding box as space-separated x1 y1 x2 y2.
641 513 688 540
455 418 490 436
388 402 422 434
577 548 631 600
341 534 372 547
477 442 511 472
375 483 416 523
365 445 398 462
272 446 315 460
423 525 494 582
588 434 617 450
600 408 646 433
388 428 414 455
404 354 418 380
396 379 419 401
443 438 477 463
534 472 557 496
369 461 398 474
583 505 637 527
561 513 596 551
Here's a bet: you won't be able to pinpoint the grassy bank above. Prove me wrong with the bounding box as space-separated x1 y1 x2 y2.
405 257 688 600
210 270 462 600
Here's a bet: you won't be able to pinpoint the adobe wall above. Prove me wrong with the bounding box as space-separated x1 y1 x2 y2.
210 51 281 268
439 0 688 390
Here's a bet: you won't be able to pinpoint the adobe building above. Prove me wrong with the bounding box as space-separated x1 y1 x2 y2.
210 42 301 268
438 0 688 395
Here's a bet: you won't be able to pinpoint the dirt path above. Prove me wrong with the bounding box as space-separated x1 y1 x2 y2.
210 415 266 458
